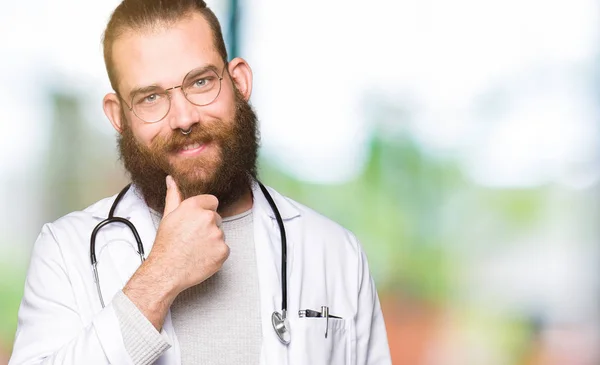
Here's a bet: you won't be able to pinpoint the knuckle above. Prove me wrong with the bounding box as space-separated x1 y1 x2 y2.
198 194 216 209
205 195 219 210
198 210 213 222
196 196 209 209
208 211 218 224
220 243 230 259
180 197 196 210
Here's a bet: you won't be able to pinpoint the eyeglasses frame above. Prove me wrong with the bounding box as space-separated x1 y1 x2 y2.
117 63 228 123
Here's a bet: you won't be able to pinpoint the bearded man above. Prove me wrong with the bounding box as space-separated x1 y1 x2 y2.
9 1 391 364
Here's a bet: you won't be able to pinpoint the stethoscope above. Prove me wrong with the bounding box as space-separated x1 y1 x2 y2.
90 181 291 345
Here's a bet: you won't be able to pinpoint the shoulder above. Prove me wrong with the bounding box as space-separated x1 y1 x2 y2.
292 197 357 237
268 187 362 255
26 193 120 278
267 188 373 293
42 193 119 246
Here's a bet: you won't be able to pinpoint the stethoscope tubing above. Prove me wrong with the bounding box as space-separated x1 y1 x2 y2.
258 183 287 314
90 184 146 308
89 181 288 317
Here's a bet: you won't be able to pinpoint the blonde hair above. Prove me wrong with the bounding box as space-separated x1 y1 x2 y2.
102 0 228 92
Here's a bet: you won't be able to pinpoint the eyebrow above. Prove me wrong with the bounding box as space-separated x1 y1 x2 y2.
127 64 222 100
128 85 161 100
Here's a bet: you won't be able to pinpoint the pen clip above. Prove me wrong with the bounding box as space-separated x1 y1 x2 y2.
321 306 329 338
298 309 321 318
298 307 342 319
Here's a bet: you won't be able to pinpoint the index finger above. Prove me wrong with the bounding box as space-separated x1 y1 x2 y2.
187 194 219 212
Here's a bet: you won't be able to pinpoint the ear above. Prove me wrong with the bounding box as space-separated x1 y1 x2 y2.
227 57 253 101
103 93 126 134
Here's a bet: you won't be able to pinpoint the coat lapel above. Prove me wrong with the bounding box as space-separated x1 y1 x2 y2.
251 182 300 365
90 185 180 365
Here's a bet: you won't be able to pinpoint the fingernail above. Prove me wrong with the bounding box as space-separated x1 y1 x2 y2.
166 175 173 189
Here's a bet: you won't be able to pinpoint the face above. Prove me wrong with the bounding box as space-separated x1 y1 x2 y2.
105 13 258 213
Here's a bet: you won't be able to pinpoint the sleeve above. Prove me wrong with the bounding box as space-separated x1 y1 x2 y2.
113 290 171 365
9 224 133 365
354 237 392 365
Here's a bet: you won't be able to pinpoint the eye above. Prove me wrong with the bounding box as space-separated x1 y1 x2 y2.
145 94 157 102
134 92 162 105
194 78 208 87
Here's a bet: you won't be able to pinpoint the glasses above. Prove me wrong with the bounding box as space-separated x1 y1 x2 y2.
119 65 226 123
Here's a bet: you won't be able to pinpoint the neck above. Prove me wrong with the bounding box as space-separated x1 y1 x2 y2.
217 185 253 218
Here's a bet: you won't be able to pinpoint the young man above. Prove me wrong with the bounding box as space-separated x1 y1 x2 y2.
9 1 391 364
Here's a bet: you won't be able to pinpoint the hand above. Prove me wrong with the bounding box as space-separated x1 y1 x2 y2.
122 176 229 330
149 175 229 294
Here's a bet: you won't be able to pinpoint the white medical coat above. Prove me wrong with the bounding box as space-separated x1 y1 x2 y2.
9 182 391 365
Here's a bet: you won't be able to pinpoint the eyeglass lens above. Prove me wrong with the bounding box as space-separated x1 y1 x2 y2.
131 67 222 123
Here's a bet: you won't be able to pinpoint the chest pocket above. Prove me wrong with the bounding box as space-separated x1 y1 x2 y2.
288 317 353 365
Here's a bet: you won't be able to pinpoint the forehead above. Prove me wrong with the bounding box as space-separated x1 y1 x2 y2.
112 12 222 94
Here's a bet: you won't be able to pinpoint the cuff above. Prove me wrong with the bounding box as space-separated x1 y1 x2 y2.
113 290 171 365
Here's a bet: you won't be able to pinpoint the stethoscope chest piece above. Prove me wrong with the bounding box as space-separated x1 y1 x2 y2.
272 310 291 345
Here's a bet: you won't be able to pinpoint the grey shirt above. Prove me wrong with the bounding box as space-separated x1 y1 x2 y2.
113 209 262 365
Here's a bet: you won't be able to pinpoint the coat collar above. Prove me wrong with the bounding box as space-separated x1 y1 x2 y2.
90 181 301 222
89 184 140 220
250 180 300 222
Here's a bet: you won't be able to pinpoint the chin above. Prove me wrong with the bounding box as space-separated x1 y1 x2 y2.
173 168 214 186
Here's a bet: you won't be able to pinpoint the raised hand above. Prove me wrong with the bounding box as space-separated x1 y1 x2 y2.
122 175 229 330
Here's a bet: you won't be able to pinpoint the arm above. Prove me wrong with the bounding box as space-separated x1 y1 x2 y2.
121 175 227 331
108 176 226 363
112 291 171 365
354 239 392 365
9 224 133 365
10 177 227 365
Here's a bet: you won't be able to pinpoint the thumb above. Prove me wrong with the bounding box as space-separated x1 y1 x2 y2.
163 175 183 217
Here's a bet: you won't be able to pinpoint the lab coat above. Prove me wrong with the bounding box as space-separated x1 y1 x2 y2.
10 182 391 365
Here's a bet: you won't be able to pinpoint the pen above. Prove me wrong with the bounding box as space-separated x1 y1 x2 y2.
298 306 342 338
298 308 341 319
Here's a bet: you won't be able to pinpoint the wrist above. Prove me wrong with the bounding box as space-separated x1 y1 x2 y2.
123 258 179 330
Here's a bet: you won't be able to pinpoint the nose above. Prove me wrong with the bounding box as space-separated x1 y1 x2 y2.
167 87 201 132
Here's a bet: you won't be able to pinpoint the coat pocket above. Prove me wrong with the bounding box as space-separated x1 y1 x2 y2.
288 317 352 365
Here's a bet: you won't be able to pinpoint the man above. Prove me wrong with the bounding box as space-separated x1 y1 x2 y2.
9 0 391 364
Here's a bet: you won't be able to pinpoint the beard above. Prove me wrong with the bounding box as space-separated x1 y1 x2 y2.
117 88 259 214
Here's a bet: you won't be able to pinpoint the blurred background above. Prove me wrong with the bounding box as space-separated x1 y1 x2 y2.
1 0 599 364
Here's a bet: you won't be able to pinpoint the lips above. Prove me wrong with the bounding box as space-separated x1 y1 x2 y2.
169 139 208 153
176 141 209 156
182 142 202 151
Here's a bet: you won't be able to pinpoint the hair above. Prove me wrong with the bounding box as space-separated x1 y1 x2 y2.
102 0 228 92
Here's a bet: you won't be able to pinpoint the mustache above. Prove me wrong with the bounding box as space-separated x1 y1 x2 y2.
151 124 224 153
117 85 259 213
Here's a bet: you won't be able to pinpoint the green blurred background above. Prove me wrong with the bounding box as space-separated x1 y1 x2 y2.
1 0 599 364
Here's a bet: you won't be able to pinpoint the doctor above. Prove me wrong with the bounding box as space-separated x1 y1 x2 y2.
9 0 391 364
